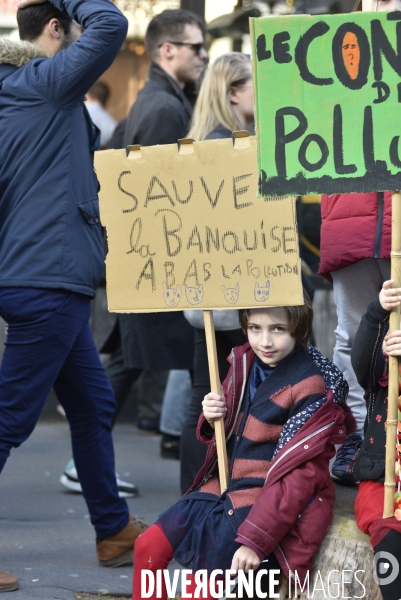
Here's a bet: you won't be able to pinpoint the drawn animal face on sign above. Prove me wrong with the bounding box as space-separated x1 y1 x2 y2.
342 31 360 80
162 281 182 308
184 283 204 305
254 280 270 302
222 283 239 305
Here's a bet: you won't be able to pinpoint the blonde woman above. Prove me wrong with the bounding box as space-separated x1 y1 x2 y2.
187 51 254 141
181 53 254 492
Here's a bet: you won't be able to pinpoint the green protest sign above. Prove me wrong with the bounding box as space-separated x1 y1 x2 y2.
251 11 401 196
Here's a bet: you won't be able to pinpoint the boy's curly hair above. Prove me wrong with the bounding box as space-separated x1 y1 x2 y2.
239 292 313 349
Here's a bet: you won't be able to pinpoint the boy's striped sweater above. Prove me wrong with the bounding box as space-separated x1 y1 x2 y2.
193 345 326 540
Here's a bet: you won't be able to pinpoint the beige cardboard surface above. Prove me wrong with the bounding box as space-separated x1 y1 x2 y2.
95 135 303 313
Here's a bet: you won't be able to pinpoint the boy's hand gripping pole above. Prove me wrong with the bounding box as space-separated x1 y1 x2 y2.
383 191 401 518
203 310 229 493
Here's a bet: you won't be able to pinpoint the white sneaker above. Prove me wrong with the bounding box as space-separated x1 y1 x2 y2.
60 459 138 498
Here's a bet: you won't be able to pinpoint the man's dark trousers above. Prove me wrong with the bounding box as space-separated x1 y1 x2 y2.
0 287 129 539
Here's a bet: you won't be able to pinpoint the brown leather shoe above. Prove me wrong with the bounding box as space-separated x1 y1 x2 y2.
96 515 148 567
0 572 19 593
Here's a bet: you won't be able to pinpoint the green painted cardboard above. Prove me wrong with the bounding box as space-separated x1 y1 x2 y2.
251 11 401 196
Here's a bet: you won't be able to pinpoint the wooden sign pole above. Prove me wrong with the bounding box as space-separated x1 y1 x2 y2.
203 310 229 493
383 192 401 517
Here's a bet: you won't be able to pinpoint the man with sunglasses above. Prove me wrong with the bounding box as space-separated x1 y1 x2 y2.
0 0 150 592
124 9 207 150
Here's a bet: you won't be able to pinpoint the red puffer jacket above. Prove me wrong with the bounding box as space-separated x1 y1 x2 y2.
190 344 346 582
319 192 392 282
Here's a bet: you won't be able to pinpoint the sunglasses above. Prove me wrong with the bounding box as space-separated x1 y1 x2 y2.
158 41 206 56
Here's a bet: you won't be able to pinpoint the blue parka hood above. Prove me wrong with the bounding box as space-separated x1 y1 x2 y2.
0 0 128 297
0 62 17 82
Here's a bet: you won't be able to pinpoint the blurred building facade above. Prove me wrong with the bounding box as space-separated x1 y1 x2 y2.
0 0 357 125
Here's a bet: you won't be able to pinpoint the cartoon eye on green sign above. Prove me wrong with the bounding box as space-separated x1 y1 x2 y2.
250 11 401 196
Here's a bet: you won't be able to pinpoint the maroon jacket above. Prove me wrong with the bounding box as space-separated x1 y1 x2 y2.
319 192 391 281
190 343 346 581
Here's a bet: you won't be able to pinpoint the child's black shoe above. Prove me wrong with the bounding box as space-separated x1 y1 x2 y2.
331 429 363 486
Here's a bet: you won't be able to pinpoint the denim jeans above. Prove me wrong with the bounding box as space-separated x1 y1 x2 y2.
159 370 192 437
0 287 129 539
332 258 390 430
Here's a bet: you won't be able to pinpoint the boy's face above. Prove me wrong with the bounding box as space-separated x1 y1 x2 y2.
164 24 207 85
246 309 296 368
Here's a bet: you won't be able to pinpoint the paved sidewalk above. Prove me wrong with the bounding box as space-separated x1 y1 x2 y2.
0 423 181 599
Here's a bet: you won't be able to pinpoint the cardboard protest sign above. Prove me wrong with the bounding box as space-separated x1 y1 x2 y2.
95 135 302 313
251 11 401 196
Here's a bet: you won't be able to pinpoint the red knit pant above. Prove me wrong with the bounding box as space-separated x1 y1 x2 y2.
133 524 223 600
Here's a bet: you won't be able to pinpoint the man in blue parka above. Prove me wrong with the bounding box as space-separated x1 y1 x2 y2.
0 0 147 590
